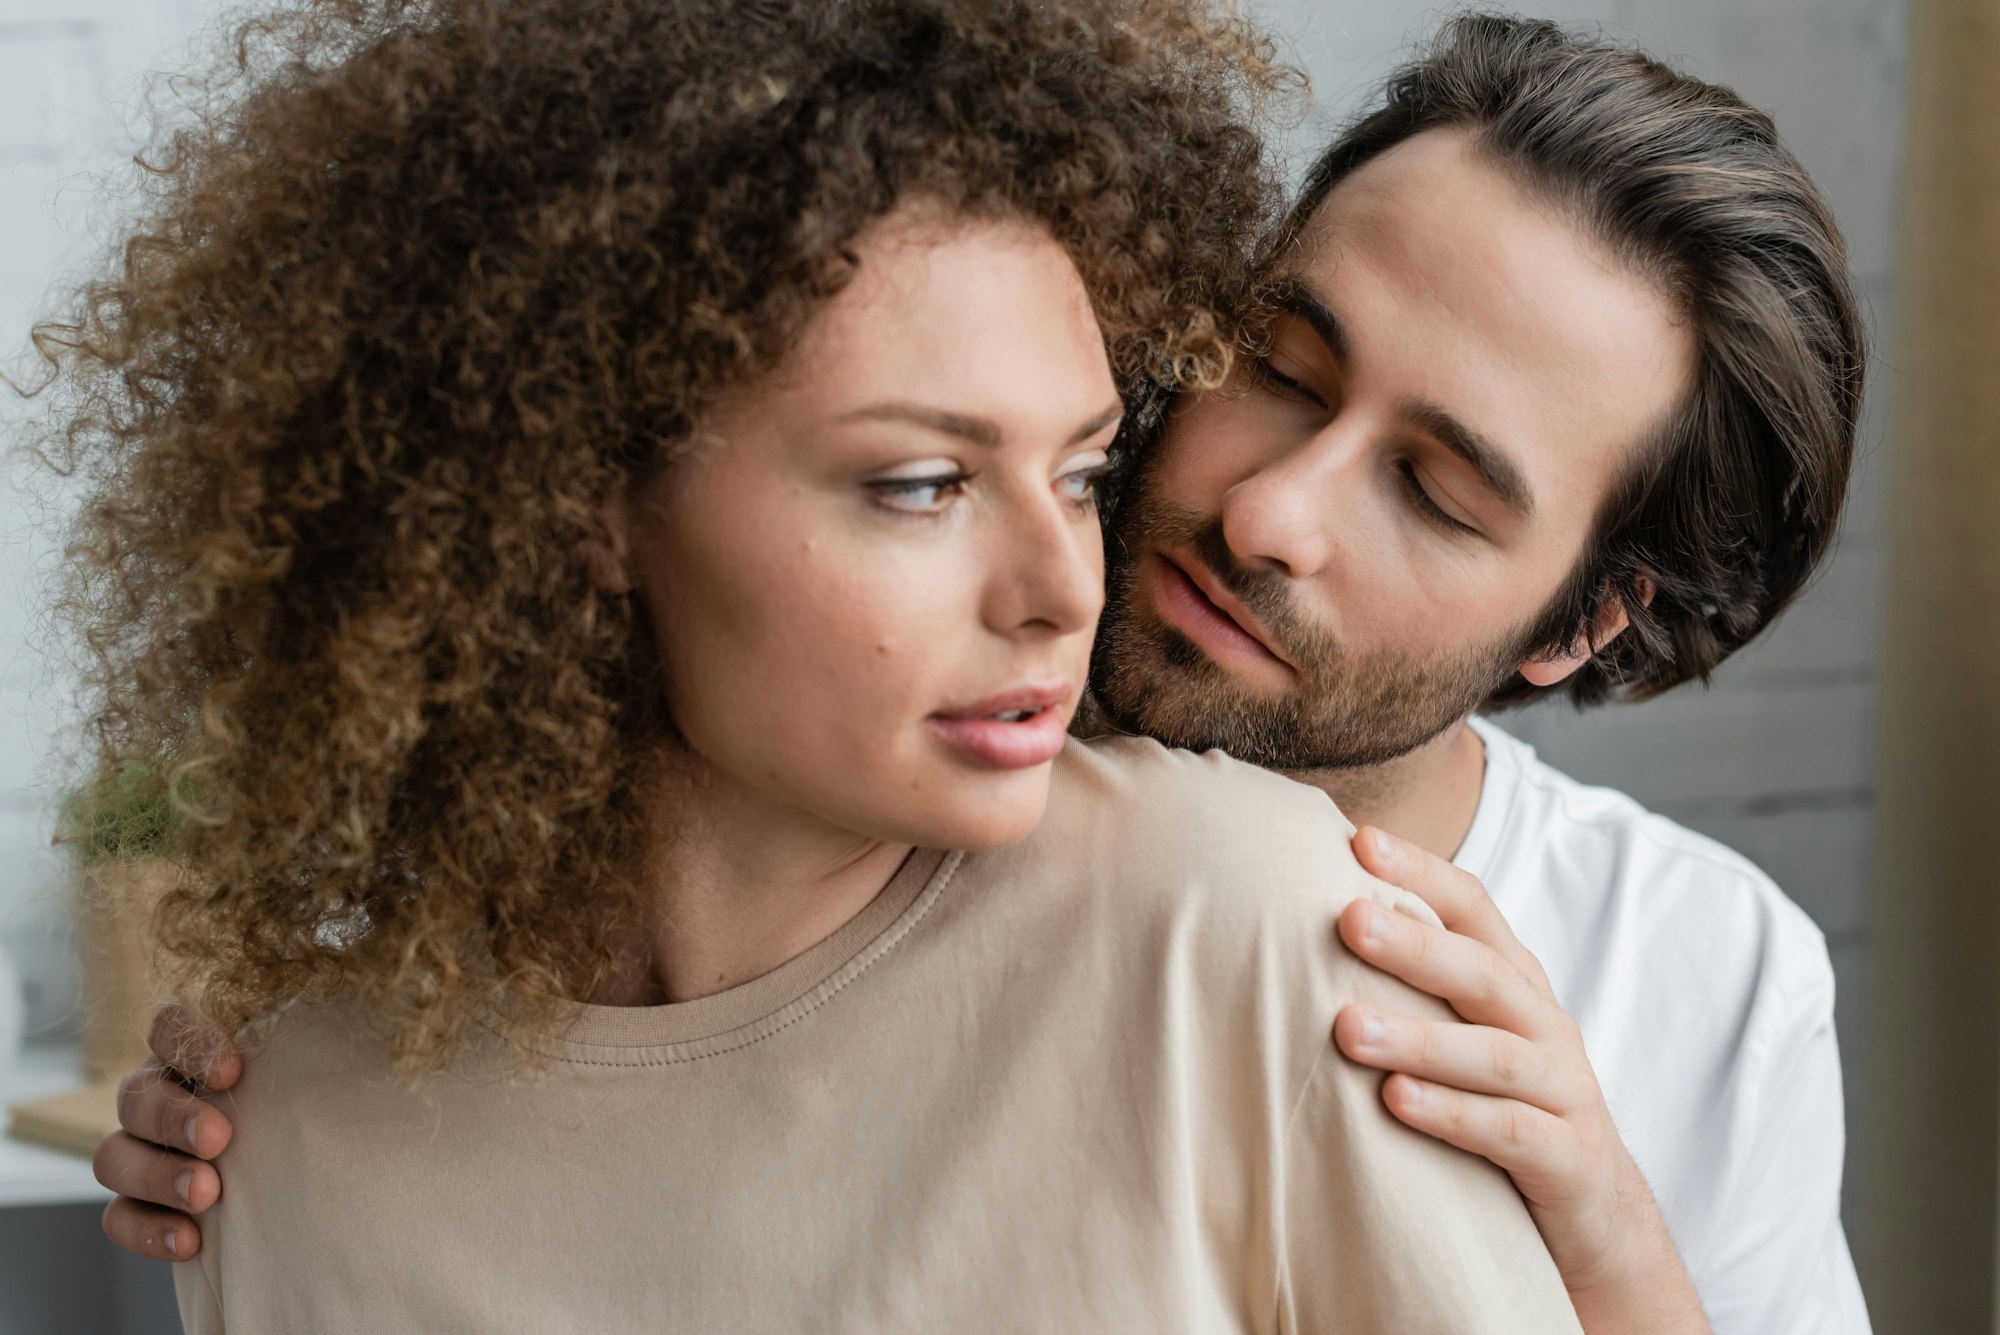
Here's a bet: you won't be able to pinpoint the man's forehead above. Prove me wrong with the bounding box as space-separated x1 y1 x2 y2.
1273 131 1696 500
1289 134 1527 286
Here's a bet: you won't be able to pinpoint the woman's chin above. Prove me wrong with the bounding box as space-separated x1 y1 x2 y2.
907 767 1056 853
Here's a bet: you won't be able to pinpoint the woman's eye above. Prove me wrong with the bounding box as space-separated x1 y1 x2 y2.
1054 454 1115 506
866 472 972 515
1396 460 1478 537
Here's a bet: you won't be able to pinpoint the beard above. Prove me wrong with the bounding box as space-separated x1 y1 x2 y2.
1090 485 1543 772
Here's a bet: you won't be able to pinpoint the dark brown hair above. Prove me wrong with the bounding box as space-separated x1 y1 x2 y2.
37 0 1291 1069
1283 12 1865 707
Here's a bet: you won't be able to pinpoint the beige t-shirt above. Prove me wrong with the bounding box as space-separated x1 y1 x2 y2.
176 737 1580 1334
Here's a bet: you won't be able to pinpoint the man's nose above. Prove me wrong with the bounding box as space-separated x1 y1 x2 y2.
1218 427 1348 581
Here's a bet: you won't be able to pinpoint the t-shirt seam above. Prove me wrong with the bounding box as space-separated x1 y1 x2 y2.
1269 1036 1340 1322
190 1244 224 1327
530 851 964 1068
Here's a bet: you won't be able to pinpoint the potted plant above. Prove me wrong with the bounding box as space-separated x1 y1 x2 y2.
57 763 185 1085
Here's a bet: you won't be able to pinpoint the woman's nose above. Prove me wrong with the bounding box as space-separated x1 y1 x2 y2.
984 495 1104 639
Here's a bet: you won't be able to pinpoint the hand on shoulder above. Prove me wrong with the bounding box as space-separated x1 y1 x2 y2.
1333 827 1713 1335
93 1003 242 1262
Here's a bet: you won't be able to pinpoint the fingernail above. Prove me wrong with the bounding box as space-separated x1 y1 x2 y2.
1356 1013 1385 1050
184 1114 202 1152
163 1228 181 1259
175 1169 195 1205
1367 828 1397 864
1400 1080 1424 1110
1359 903 1388 948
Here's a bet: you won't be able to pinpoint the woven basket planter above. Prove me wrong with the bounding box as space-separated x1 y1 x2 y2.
72 858 180 1085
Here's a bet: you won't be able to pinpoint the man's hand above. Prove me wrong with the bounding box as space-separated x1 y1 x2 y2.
1335 826 1711 1335
92 1003 242 1261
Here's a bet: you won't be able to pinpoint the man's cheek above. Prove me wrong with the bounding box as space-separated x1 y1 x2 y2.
1151 429 1235 507
1183 404 1288 497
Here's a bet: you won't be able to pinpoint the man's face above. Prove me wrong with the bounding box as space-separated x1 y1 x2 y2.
1093 127 1695 770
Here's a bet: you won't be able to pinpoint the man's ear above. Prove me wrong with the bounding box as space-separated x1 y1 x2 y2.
585 490 637 595
1516 573 1655 688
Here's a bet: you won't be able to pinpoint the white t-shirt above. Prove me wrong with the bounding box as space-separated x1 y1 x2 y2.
1455 717 1870 1335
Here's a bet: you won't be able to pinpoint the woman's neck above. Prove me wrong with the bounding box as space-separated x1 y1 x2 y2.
593 758 914 1006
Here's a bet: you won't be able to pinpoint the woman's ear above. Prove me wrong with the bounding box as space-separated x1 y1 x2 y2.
585 491 637 594
1516 574 1655 688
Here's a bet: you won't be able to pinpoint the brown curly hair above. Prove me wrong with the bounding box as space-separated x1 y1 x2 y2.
36 0 1293 1070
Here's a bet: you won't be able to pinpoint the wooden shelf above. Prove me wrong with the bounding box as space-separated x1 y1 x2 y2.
0 1046 110 1209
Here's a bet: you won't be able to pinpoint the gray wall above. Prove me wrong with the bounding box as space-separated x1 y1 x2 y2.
1246 0 1905 1219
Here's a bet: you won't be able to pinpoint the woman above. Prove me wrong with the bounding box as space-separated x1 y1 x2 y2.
47 0 1579 1328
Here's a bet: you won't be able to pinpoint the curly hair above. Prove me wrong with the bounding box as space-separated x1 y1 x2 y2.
36 0 1293 1071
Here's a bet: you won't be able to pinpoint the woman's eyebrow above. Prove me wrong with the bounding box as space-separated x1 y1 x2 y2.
838 400 1123 447
1070 401 1126 443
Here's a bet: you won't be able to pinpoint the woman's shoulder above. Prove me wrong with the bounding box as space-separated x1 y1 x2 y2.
1038 735 1413 936
217 997 503 1154
1056 735 1352 839
220 1000 399 1123
1002 737 1435 1099
1054 733 1356 861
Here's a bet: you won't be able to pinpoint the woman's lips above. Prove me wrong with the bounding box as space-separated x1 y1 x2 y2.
927 684 1072 770
927 707 1068 770
1147 552 1291 673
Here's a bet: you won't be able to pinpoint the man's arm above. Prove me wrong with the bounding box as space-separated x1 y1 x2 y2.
1332 828 1711 1335
94 1004 242 1261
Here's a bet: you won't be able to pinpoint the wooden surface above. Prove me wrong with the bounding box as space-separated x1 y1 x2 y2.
0 1045 109 1209
9 1080 119 1160
1855 0 2000 1327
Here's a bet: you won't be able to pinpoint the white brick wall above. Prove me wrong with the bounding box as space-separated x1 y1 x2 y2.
1250 0 1905 1219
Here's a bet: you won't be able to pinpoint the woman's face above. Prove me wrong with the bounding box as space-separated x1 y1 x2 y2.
611 206 1119 851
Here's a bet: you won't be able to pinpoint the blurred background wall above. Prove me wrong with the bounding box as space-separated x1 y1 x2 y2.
0 0 1924 1330
0 0 207 1052
1855 0 2000 1327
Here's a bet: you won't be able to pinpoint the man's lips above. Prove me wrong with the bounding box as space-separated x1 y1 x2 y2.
1147 551 1294 673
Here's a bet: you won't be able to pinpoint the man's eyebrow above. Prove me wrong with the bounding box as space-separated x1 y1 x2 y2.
1266 274 1535 518
1403 400 1536 518
1265 275 1350 365
839 400 1124 448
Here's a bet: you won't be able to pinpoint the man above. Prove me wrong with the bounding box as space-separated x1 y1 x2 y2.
1089 15 1865 1333
95 14 1866 1333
